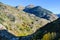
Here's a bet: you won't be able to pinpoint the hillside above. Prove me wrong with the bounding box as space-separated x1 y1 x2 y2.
0 2 50 37
23 5 58 21
0 2 59 40
18 18 60 40
32 18 60 40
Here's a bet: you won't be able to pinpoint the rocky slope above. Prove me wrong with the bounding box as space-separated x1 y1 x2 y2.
24 5 58 21
18 18 60 40
0 2 59 40
32 18 60 40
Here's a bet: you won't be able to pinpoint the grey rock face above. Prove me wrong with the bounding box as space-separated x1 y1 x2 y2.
24 6 58 21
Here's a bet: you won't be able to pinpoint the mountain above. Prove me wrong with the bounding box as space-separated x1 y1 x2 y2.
32 18 60 40
56 14 60 17
0 3 59 40
24 5 58 21
18 18 60 40
0 3 50 40
25 4 35 9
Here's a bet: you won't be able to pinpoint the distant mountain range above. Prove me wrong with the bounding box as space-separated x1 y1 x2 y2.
57 14 60 17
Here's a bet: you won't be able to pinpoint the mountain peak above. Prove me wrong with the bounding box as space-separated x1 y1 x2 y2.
0 2 3 4
24 6 58 21
25 4 35 8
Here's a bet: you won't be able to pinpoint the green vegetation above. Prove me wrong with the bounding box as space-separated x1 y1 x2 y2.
41 32 56 40
0 3 49 37
0 3 59 40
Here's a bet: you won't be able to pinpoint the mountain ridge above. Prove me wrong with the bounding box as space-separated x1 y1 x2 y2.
0 2 59 40
23 5 58 21
57 14 60 17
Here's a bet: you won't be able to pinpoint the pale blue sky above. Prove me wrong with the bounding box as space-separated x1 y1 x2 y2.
0 0 60 14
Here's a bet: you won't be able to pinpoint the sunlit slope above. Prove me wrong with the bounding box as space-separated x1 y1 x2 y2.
32 18 60 40
0 3 50 36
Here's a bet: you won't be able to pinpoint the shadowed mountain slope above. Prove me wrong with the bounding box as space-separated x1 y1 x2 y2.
57 14 60 17
23 6 58 21
32 18 60 40
0 30 19 40
18 18 60 40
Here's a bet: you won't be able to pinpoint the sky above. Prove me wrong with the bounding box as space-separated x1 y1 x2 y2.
0 0 60 14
